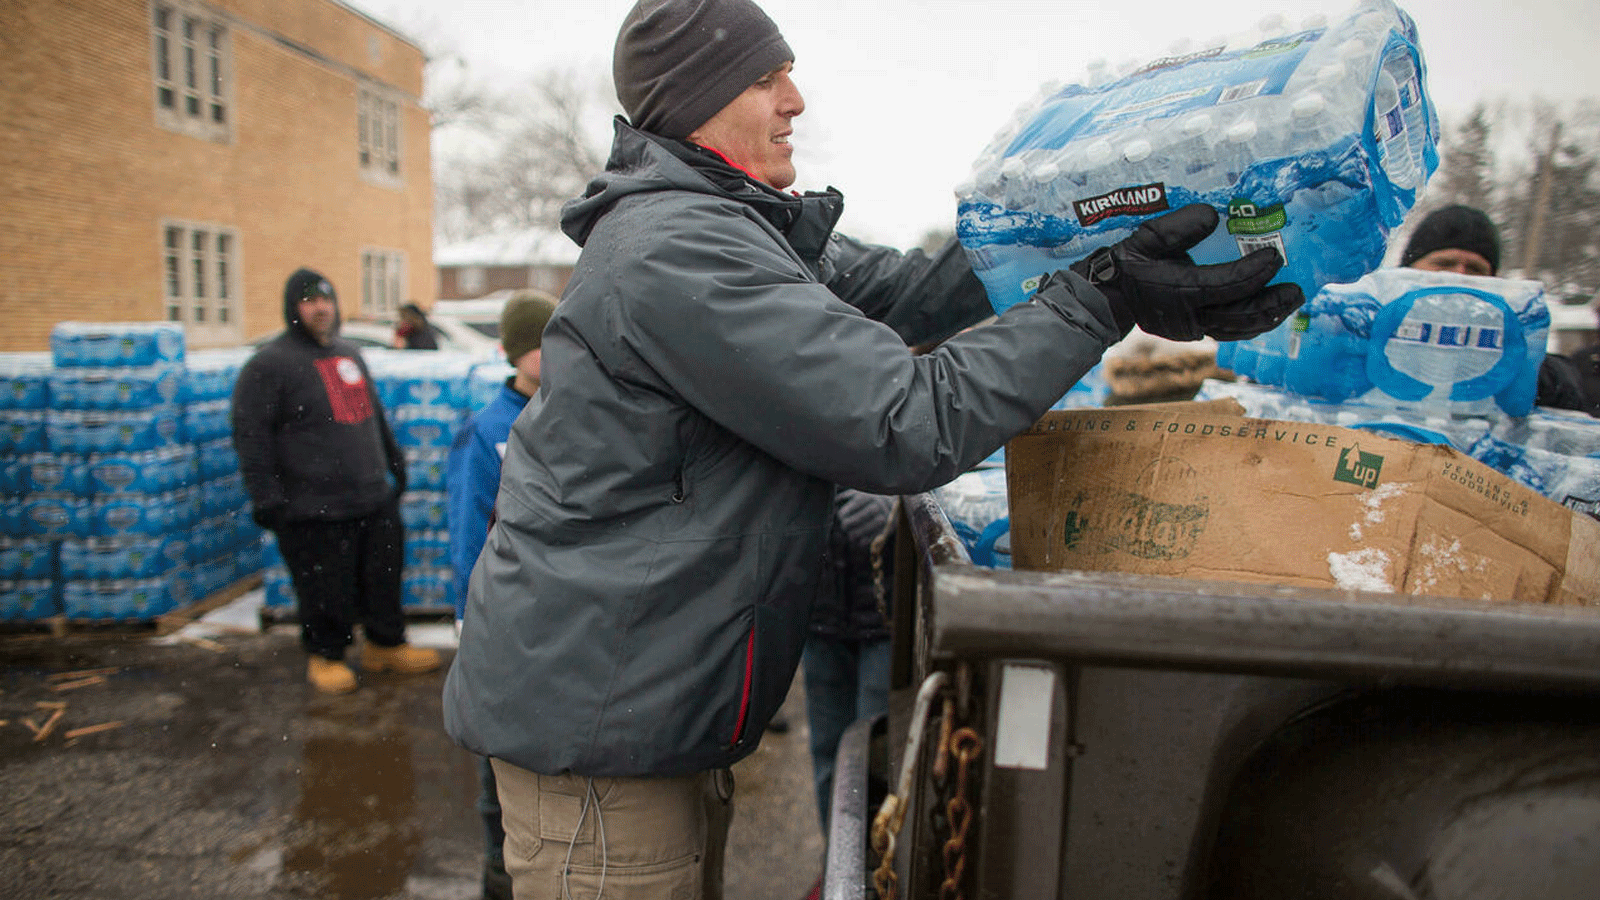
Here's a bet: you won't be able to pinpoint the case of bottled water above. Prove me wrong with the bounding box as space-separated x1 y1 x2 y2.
51 322 185 368
1276 268 1548 417
0 580 58 621
401 567 457 611
182 399 232 443
48 408 182 454
62 574 190 621
366 349 476 409
390 405 464 450
0 537 56 581
400 490 449 532
59 536 187 581
182 348 249 403
1 411 49 454
50 367 184 410
197 438 239 482
931 465 1012 569
405 529 451 570
0 353 52 409
405 448 449 492
80 446 196 495
956 0 1436 320
4 452 83 496
23 494 90 539
468 362 517 412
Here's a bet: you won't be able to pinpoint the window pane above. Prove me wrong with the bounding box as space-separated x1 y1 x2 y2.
183 19 196 89
156 34 170 82
209 30 222 95
192 231 206 300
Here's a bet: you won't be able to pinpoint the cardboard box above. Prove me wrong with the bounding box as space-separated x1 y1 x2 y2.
1006 402 1600 605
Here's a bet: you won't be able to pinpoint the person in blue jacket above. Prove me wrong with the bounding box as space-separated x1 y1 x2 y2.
445 288 557 900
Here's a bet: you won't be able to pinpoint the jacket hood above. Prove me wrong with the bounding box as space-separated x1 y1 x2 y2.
281 267 342 343
561 116 843 259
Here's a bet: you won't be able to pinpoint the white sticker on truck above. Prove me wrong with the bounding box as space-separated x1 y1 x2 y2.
995 663 1055 770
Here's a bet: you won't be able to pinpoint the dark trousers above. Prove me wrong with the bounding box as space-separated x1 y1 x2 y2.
276 504 406 660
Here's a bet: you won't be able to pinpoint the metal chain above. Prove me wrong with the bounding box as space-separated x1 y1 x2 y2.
871 671 949 900
937 727 984 900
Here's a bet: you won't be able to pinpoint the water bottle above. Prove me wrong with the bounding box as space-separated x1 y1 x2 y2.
1372 68 1414 190
1382 47 1428 177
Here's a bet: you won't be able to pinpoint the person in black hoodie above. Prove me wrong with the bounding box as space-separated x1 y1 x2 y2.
232 267 440 694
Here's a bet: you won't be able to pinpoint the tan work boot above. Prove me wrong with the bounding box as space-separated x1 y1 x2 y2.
307 656 358 694
360 643 441 675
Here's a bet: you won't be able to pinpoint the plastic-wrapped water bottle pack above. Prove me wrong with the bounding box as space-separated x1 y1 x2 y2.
957 0 1437 317
1226 267 1550 417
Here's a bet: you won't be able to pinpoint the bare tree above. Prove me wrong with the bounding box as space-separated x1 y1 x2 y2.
432 69 613 243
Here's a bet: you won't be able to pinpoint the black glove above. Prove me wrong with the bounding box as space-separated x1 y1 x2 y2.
1068 203 1304 342
251 504 287 532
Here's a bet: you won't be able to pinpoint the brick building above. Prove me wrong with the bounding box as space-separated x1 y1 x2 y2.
434 226 577 301
0 0 433 352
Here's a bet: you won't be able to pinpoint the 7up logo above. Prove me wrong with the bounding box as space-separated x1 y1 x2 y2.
1335 444 1383 489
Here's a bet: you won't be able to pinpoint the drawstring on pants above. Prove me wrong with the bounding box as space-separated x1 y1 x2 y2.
563 776 608 900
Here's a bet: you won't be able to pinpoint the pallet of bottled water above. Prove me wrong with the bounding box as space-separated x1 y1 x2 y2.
956 0 1437 317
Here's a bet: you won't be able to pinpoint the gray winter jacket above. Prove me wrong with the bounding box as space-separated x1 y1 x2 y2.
442 118 1123 777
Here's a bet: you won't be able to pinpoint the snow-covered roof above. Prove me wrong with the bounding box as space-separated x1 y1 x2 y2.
434 226 580 267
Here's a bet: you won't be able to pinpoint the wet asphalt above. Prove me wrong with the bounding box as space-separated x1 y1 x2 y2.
0 599 824 900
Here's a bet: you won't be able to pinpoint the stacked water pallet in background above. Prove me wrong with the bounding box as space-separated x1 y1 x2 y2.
4 324 509 629
184 349 262 600
0 353 57 622
0 325 265 626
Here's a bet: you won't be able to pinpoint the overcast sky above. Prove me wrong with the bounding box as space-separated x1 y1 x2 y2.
353 0 1600 247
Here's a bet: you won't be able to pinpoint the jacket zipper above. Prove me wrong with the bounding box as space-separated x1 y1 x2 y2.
729 625 755 747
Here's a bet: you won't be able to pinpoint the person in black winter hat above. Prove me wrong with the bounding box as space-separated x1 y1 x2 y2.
232 267 441 694
1401 204 1501 276
1401 205 1598 414
443 3 1300 897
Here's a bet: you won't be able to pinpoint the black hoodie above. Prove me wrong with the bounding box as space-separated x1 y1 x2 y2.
230 268 405 525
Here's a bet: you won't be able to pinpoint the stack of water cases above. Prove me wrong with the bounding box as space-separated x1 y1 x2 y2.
47 323 195 622
0 353 58 621
956 0 1438 346
183 349 262 599
261 350 478 617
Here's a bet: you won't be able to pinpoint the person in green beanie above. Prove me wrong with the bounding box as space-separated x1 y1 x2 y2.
446 288 557 900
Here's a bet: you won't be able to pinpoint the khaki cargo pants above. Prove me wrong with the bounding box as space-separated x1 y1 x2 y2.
490 759 734 900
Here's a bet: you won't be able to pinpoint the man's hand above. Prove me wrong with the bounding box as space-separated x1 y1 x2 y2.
1066 204 1305 342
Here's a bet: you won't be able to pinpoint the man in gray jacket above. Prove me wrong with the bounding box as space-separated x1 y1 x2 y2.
443 1 1302 896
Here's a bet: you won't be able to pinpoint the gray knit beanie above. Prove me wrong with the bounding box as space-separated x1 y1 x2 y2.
613 0 794 140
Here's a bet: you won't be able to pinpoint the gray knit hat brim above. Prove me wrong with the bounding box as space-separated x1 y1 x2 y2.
614 0 794 140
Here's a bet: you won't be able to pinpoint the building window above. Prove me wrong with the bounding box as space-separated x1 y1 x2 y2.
152 2 230 141
358 87 400 180
164 221 240 340
361 249 405 319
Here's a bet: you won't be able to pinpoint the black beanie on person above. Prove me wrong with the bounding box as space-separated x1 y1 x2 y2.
284 267 336 306
1400 205 1502 274
613 0 794 140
